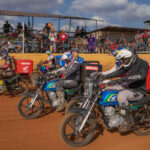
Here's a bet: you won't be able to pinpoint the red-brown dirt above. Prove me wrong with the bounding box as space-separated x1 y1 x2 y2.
0 95 150 150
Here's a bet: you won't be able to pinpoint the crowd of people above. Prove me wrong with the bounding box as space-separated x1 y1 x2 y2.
1 20 150 53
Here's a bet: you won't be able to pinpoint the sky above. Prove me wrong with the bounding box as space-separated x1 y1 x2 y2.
0 0 150 32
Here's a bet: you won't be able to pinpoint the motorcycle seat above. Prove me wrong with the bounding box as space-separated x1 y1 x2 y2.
130 95 150 106
65 82 83 94
5 74 20 83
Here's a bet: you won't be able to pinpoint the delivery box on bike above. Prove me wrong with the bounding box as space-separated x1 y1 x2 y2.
146 66 150 91
15 59 33 74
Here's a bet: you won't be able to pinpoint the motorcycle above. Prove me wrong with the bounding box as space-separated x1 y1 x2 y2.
17 71 83 119
0 73 29 96
60 76 150 147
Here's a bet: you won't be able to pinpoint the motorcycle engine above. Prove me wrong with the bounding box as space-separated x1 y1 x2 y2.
104 106 124 128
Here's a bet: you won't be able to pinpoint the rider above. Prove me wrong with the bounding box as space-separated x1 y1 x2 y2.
102 47 123 75
49 51 81 112
102 48 149 107
0 48 15 78
41 49 56 70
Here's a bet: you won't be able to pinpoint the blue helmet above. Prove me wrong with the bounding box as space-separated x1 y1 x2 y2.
111 47 123 57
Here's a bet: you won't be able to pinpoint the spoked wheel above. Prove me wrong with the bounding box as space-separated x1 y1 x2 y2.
134 105 150 136
60 113 96 147
134 124 150 136
65 100 84 114
17 94 43 119
11 80 29 96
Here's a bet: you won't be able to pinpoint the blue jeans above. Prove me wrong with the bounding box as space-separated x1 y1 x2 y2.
143 41 147 51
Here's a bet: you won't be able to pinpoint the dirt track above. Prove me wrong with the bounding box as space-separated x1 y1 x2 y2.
0 95 150 150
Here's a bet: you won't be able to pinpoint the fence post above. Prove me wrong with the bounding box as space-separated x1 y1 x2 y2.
22 22 25 53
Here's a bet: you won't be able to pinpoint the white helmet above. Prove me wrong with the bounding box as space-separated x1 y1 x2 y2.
115 49 134 68
61 54 69 60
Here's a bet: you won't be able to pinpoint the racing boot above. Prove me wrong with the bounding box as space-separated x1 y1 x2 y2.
119 106 134 133
56 91 66 112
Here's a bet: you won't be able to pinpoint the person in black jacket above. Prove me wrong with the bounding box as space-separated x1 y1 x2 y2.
103 49 149 107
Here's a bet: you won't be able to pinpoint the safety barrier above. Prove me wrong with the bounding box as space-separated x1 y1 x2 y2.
0 53 150 71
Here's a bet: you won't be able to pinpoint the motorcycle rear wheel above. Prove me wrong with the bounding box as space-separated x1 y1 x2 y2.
10 80 29 96
60 112 96 147
134 105 150 136
18 94 43 119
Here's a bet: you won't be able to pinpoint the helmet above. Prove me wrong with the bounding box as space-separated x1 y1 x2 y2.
61 54 69 61
71 51 79 62
46 49 52 55
111 47 123 57
115 49 134 68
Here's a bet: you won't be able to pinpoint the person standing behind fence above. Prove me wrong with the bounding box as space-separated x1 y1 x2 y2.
43 23 51 34
134 31 141 51
75 26 81 38
49 30 56 53
87 34 95 53
3 21 13 36
119 33 126 47
81 36 88 52
142 30 149 51
81 27 86 38
59 30 68 52
16 22 22 35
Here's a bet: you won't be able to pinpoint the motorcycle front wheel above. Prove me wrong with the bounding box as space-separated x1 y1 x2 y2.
65 100 84 114
60 112 96 147
17 94 43 119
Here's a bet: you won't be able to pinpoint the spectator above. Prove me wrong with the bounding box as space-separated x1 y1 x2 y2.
16 22 22 35
49 30 56 52
110 41 118 52
119 33 126 47
42 28 50 52
134 31 141 51
75 36 82 50
81 27 86 38
59 30 68 52
99 35 106 53
87 34 95 53
43 23 51 34
81 36 88 52
75 26 81 38
142 30 149 51
24 24 28 37
3 20 13 35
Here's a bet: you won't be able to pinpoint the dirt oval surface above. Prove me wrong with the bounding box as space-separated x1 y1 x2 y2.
0 95 150 150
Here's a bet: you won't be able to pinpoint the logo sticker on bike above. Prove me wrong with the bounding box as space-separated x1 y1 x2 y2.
48 83 56 88
104 94 117 102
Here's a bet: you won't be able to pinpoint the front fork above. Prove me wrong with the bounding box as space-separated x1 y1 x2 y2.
29 88 41 109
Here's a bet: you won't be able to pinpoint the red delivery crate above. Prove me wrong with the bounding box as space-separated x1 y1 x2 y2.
15 59 33 74
146 66 150 91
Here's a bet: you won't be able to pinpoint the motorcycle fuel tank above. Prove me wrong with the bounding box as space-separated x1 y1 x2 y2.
44 81 56 91
100 90 119 105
